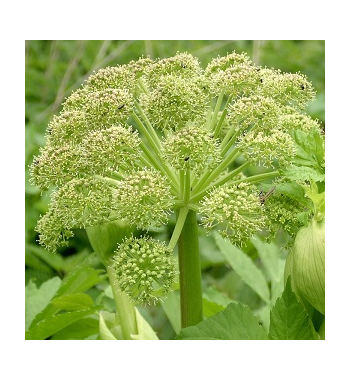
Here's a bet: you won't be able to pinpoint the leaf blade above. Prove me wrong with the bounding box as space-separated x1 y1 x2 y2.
177 302 268 340
214 233 270 304
269 278 314 340
26 307 100 340
25 277 62 330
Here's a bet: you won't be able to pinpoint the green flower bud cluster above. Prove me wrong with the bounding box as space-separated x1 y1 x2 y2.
30 50 320 296
205 52 260 96
144 52 202 87
279 108 321 133
200 182 266 246
263 192 306 238
112 169 173 229
112 236 178 305
161 125 221 174
84 66 136 92
35 178 114 251
258 69 315 109
140 75 207 131
63 87 133 129
82 125 141 175
238 129 297 167
30 143 86 190
226 95 311 167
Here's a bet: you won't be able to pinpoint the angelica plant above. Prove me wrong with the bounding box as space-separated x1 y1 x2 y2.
30 51 322 332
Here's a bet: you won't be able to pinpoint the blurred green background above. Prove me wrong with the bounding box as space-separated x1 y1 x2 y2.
25 40 325 339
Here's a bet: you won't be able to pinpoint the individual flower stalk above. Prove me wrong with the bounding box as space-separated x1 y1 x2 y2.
30 51 320 329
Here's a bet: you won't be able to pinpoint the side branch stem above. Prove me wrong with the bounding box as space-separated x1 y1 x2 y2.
132 111 180 194
190 161 251 202
231 171 280 185
168 207 189 252
106 266 138 340
133 102 161 150
192 147 241 196
211 92 224 136
213 94 233 138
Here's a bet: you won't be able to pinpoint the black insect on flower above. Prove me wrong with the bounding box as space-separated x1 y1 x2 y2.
259 186 276 205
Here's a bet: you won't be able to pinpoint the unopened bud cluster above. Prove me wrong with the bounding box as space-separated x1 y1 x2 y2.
112 236 178 305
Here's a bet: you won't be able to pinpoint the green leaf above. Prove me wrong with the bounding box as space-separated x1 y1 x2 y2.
25 277 61 330
214 233 270 304
26 307 100 340
269 278 315 340
99 311 122 340
56 266 105 297
177 302 268 340
50 293 94 311
131 308 159 340
290 129 324 170
304 182 325 221
199 233 226 269
283 166 325 182
285 129 325 183
160 291 181 334
203 298 226 318
203 286 235 307
26 243 65 272
273 182 307 206
254 304 271 331
202 287 235 318
51 317 99 340
29 266 104 329
25 251 55 274
251 237 285 304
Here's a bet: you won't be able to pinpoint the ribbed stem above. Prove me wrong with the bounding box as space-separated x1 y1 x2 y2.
177 210 203 328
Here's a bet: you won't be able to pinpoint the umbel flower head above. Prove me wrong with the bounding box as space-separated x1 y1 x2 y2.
200 181 266 246
161 124 221 174
111 236 178 305
30 50 321 302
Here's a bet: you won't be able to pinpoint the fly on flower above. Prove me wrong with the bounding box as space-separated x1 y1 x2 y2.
259 186 276 205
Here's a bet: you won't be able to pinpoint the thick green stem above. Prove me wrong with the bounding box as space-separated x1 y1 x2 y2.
106 266 137 340
177 210 203 328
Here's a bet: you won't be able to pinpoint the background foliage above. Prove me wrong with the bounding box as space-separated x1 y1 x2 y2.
25 40 325 339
